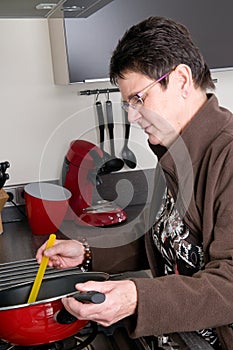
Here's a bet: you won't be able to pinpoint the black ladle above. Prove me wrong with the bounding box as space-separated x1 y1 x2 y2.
96 101 123 173
105 99 124 172
121 110 137 168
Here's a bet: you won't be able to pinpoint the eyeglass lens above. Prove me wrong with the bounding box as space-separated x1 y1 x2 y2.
122 95 143 112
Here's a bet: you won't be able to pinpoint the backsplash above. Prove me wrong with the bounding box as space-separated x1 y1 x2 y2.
2 168 156 225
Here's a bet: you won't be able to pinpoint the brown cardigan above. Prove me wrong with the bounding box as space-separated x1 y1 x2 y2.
91 95 233 349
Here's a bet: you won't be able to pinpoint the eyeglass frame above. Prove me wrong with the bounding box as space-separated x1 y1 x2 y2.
121 72 170 112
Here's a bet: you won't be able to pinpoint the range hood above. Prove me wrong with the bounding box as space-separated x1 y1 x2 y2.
59 0 114 18
0 0 113 18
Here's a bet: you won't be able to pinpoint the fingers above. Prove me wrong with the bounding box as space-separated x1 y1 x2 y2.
35 239 85 269
75 281 112 293
35 241 48 263
62 294 116 327
35 239 62 264
61 280 138 327
43 243 62 258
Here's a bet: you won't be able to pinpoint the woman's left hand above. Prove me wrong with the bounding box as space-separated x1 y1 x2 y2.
62 280 137 327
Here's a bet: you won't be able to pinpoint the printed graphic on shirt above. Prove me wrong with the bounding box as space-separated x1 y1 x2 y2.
152 187 221 349
153 187 204 276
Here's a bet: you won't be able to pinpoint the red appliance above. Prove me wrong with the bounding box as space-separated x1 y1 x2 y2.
62 140 127 227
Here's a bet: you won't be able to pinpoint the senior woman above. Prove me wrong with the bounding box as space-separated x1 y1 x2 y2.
36 16 233 349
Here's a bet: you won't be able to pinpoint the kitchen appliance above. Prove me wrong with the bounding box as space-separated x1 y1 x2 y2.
62 140 127 227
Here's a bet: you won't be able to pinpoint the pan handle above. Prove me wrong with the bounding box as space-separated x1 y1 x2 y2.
56 291 105 324
73 290 105 303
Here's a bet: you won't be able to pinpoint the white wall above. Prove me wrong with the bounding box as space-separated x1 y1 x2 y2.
0 19 233 186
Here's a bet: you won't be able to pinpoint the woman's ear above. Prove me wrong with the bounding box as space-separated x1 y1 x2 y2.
174 64 192 98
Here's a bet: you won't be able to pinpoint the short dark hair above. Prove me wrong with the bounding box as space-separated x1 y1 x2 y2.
110 16 215 91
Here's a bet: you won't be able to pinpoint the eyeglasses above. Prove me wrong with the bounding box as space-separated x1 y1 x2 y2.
122 72 170 112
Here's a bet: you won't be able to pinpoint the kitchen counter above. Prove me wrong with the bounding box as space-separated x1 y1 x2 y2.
0 204 145 263
0 168 156 263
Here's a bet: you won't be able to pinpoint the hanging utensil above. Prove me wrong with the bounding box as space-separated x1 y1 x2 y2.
96 100 123 173
95 100 112 173
105 98 124 172
121 109 137 169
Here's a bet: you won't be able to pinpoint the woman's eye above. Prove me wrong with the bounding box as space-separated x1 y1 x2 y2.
136 98 143 105
131 96 142 105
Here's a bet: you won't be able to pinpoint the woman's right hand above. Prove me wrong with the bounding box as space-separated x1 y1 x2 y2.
36 239 85 269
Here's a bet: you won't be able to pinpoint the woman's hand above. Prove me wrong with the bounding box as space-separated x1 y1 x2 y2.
62 280 138 327
36 239 85 268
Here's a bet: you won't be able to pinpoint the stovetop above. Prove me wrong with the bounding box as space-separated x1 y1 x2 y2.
0 322 215 350
0 324 180 350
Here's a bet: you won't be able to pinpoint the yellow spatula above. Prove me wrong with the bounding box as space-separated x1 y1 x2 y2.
27 233 56 303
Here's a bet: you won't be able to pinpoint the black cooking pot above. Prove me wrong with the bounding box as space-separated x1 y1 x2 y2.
0 272 108 346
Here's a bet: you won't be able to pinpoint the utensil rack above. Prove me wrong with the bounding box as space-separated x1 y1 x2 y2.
78 78 217 96
79 88 119 96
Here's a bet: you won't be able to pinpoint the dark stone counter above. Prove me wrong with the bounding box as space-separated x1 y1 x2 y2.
0 168 155 264
0 204 145 264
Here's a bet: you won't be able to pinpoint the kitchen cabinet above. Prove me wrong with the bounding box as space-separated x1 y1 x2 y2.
48 0 233 85
48 0 114 84
0 0 113 19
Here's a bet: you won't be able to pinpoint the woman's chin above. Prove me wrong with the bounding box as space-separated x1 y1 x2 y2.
147 134 162 145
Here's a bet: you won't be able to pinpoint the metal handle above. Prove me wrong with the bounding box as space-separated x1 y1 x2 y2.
96 101 105 146
106 100 114 126
123 109 130 143
106 100 115 155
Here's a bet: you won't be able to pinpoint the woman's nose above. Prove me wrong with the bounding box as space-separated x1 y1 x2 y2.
127 108 141 123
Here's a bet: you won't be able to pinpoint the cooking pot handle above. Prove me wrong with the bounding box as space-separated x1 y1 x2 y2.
74 290 105 303
56 291 105 325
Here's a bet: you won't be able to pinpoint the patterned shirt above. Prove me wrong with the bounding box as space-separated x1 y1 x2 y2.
152 187 221 349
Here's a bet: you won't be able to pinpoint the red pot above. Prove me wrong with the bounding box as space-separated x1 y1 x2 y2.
0 272 108 346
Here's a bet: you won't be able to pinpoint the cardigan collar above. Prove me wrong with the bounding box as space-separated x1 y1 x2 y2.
148 94 232 212
149 94 232 173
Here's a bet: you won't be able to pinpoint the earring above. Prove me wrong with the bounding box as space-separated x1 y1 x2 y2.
182 91 188 99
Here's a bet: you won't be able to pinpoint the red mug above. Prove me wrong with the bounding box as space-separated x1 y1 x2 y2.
24 183 71 235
